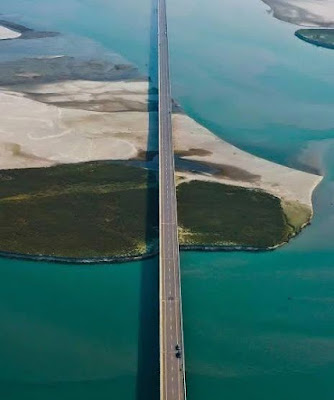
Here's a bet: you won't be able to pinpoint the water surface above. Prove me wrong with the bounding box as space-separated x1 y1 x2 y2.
0 0 334 399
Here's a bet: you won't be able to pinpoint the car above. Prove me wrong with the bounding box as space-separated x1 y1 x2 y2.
175 351 182 359
175 344 180 351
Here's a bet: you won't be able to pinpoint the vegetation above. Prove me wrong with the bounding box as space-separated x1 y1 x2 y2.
177 181 294 249
281 200 311 233
295 29 334 50
0 162 158 258
0 163 302 259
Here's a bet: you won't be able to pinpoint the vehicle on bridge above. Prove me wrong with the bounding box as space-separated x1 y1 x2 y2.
175 344 182 358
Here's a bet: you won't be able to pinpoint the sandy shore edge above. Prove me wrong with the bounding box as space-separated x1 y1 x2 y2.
0 25 21 40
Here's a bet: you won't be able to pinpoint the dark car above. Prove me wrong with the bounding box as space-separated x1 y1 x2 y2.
175 351 182 359
175 344 180 351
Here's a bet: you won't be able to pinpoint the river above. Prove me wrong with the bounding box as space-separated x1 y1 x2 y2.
0 0 333 399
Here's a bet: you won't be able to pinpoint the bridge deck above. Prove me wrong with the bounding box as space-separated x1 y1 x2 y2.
158 0 186 399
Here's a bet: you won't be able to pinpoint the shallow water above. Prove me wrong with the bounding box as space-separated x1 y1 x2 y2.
0 0 334 399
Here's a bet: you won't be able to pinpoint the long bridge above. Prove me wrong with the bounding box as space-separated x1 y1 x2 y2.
158 0 187 399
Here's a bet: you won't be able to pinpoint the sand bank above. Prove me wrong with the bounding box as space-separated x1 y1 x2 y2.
173 114 322 207
0 25 21 40
0 20 58 40
0 79 322 210
262 0 334 27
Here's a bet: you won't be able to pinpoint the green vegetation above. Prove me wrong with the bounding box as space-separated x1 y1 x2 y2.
0 162 158 258
177 181 294 249
0 163 304 259
282 200 312 233
295 29 334 50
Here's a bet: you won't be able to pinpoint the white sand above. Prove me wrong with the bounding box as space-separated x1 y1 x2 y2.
0 25 21 40
9 79 148 111
0 80 322 208
262 0 334 27
173 114 322 207
0 90 146 167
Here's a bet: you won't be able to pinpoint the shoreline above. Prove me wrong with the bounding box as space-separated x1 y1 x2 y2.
0 249 159 265
0 237 298 265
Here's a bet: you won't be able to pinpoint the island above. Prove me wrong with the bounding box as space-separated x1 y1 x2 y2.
0 20 322 262
295 29 334 50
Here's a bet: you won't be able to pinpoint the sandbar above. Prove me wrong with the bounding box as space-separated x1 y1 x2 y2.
262 0 334 27
0 78 322 212
0 25 21 40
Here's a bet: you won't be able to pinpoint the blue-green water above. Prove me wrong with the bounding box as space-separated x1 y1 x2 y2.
1 0 334 399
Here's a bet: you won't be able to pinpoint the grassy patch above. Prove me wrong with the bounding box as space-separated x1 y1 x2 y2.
0 164 305 258
0 162 158 258
282 200 312 233
177 181 293 248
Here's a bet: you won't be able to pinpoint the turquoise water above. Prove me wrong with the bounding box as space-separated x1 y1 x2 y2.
1 0 334 399
0 257 159 399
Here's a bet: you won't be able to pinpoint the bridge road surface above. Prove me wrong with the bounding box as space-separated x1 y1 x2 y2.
158 0 186 400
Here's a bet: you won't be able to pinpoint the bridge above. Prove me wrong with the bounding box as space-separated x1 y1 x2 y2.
158 0 187 399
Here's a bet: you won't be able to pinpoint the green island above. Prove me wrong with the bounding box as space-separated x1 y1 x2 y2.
0 162 304 261
295 29 334 50
177 180 295 249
